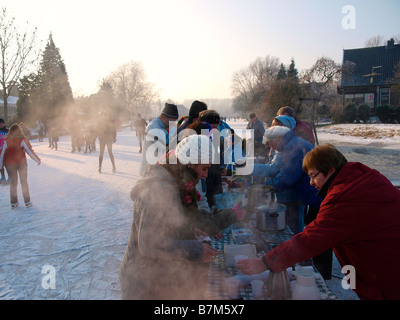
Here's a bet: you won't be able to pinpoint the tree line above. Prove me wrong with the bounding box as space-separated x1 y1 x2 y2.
230 55 343 126
2 7 399 133
1 8 160 131
230 35 400 126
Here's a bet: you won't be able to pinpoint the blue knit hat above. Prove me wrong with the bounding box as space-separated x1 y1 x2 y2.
274 115 296 130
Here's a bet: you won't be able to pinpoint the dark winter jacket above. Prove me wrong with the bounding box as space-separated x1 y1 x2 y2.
247 118 265 143
134 118 147 135
97 121 117 143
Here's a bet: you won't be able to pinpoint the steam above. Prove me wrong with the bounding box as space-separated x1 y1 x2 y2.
121 165 209 299
120 123 257 299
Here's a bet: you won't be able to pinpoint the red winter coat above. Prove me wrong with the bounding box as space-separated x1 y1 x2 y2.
0 137 41 168
265 162 400 300
294 119 315 145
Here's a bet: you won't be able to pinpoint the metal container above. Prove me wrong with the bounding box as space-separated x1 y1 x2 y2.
256 203 286 231
266 269 292 300
247 184 275 208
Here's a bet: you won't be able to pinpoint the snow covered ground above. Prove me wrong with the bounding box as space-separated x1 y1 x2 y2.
0 120 399 300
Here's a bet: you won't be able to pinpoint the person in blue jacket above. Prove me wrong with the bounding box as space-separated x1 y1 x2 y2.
252 126 321 234
253 118 331 278
139 103 179 175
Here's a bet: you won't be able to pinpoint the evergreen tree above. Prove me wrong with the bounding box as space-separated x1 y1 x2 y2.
277 63 287 80
16 73 41 122
287 58 299 80
36 33 74 122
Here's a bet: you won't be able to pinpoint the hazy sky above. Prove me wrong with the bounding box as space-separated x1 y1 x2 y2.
2 0 400 103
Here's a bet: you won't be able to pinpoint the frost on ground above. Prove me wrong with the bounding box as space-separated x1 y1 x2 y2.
317 123 400 185
318 123 400 144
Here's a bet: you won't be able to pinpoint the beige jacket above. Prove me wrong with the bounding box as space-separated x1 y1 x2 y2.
119 164 208 300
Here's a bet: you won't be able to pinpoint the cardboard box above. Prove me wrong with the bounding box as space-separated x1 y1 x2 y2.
224 244 257 267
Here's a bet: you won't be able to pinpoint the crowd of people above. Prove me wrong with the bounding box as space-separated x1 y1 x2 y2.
1 100 399 301
122 102 400 301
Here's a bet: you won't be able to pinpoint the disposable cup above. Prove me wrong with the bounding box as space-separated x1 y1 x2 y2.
251 279 264 300
234 255 248 275
225 277 240 299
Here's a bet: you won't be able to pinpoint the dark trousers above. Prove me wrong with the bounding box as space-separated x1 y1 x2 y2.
205 164 222 208
305 206 333 280
99 141 115 169
283 202 305 234
5 161 30 204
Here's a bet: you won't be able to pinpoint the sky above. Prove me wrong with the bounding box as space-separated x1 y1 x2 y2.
2 0 400 103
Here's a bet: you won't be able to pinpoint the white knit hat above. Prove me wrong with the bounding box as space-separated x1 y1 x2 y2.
265 126 290 141
176 135 213 165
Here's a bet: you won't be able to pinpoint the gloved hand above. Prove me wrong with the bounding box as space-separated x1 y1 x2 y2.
233 201 245 221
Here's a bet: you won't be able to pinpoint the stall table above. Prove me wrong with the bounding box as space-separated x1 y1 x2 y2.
205 192 337 300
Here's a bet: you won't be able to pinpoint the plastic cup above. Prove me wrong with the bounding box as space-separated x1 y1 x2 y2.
251 279 264 300
234 255 248 275
225 277 240 299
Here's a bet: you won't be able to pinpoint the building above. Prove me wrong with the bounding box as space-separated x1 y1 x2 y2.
338 39 400 110
0 95 19 119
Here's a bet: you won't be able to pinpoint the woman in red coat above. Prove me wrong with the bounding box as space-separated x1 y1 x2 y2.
238 144 400 300
0 124 41 209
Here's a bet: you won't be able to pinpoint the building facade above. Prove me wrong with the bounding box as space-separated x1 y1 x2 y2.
338 39 400 110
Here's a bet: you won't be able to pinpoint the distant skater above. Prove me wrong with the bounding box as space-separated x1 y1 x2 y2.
0 118 10 185
96 112 117 173
134 113 147 153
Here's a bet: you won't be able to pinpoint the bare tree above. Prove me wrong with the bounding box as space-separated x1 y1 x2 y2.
301 57 342 106
365 35 384 47
231 67 255 108
300 57 343 142
0 8 39 122
107 61 159 117
231 55 279 113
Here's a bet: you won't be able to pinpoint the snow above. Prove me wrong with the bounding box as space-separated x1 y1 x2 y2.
317 123 400 149
0 120 399 300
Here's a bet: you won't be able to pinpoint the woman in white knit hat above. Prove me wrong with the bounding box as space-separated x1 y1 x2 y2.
119 135 221 300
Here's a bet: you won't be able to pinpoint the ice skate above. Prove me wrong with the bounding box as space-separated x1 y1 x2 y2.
11 203 19 209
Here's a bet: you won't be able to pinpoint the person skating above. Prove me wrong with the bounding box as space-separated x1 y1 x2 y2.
0 124 41 209
0 119 10 185
134 113 147 153
96 112 117 173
